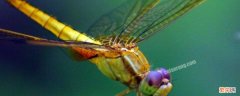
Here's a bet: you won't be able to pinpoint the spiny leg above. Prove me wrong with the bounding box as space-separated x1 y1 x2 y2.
136 92 143 96
116 88 131 96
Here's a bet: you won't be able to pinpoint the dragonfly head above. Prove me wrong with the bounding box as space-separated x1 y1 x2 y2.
139 68 172 96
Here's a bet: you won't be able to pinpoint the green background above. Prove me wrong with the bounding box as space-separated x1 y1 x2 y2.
0 0 239 96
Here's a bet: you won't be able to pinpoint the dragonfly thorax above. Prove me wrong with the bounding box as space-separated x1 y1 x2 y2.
110 43 137 51
98 35 137 50
90 47 150 88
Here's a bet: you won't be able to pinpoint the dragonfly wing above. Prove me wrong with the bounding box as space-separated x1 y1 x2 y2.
87 0 139 38
0 28 106 49
87 0 159 41
131 0 205 43
0 28 119 60
87 0 205 45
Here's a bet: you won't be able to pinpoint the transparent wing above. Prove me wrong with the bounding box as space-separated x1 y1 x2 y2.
131 0 205 43
87 0 205 44
0 28 107 49
87 0 159 41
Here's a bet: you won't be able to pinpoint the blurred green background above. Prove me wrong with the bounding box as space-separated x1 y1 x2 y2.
0 0 239 96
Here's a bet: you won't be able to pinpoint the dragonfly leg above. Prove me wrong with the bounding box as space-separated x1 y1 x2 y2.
116 88 131 96
136 92 143 96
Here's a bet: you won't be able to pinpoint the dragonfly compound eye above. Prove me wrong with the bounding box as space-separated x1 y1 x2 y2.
139 68 170 96
157 68 170 80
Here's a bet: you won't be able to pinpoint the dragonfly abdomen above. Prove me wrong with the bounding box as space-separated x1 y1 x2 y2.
8 0 100 44
90 48 150 88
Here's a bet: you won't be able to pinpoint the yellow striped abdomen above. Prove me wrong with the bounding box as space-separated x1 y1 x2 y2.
8 0 100 44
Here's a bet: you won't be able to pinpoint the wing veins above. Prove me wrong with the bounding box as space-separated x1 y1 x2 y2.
0 28 106 49
136 0 205 42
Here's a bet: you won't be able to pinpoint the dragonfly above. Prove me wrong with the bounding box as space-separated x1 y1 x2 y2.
0 0 205 96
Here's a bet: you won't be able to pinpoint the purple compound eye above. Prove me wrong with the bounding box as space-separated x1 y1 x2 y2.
146 68 170 87
157 68 170 80
146 71 164 87
139 68 171 96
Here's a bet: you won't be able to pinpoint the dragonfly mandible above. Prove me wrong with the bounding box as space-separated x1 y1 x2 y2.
0 0 205 96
